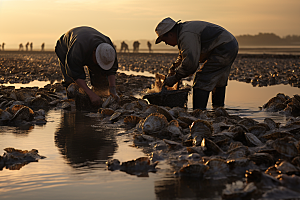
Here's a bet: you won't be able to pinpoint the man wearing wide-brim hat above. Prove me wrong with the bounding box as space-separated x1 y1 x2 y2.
55 26 119 106
155 17 239 110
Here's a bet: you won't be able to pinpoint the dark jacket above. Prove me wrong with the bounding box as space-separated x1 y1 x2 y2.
55 26 118 81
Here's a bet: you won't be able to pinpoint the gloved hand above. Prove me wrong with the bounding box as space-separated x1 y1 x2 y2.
164 75 179 87
109 86 120 101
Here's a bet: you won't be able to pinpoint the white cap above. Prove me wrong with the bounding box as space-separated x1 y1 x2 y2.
95 43 116 70
155 17 178 44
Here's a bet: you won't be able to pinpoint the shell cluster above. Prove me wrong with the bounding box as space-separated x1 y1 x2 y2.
0 147 46 170
94 96 300 198
1 52 300 197
0 84 67 126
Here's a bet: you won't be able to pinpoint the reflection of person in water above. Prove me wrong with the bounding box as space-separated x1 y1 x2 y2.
54 111 118 168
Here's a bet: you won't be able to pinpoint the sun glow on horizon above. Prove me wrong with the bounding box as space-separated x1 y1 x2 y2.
0 0 299 50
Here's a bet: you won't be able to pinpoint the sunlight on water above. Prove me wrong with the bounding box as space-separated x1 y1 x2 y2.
1 72 299 200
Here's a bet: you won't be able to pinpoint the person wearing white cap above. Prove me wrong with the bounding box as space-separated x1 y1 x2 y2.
155 17 239 110
55 26 119 106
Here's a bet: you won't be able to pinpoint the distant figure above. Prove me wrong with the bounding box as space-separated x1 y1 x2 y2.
41 43 45 51
19 43 24 51
147 41 152 53
30 42 33 51
133 41 140 53
25 42 29 51
0 44 1 51
2 43 5 51
120 41 129 53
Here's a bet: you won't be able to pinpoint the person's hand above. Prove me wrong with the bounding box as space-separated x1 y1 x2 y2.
109 86 120 102
88 92 102 106
164 75 179 87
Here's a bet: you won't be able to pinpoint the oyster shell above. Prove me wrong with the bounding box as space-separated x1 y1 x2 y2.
166 120 182 137
214 107 229 117
190 119 213 138
168 107 187 118
264 118 277 130
0 109 13 121
227 146 249 160
133 134 155 146
272 137 298 157
1 147 46 170
248 125 266 136
102 95 115 108
177 163 209 177
120 157 159 173
10 106 34 122
238 118 258 128
30 96 49 110
124 115 143 128
110 111 122 122
245 132 263 146
201 138 224 155
275 160 299 174
67 83 80 98
262 131 294 140
248 153 274 166
205 158 229 178
142 113 168 134
101 108 115 116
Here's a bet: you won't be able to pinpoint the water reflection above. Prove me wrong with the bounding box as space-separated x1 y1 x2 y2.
155 176 231 199
54 111 118 170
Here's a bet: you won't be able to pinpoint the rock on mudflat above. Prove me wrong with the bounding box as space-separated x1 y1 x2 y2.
0 147 46 170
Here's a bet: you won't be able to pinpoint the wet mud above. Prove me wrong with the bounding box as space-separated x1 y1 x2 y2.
0 51 300 199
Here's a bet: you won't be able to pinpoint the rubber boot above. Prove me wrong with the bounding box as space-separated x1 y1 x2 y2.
193 88 210 110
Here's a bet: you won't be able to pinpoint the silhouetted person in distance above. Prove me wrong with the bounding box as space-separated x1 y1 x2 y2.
147 41 152 53
0 44 1 51
133 41 140 53
120 41 129 53
25 42 29 51
30 42 33 51
19 43 23 51
41 43 45 51
2 43 5 51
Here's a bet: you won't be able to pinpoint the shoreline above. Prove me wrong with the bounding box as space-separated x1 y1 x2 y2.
1 50 300 59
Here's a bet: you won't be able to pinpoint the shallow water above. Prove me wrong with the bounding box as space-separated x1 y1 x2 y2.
0 76 300 199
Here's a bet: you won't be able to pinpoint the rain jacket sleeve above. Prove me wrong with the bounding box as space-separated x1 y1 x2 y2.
175 32 201 80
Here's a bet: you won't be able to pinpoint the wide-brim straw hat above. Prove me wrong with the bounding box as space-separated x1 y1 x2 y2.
155 17 179 44
95 43 116 70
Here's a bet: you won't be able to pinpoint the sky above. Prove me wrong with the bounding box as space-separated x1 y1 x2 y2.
0 0 300 50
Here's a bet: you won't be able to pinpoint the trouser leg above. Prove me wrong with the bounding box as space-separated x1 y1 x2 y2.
212 86 226 108
193 88 210 110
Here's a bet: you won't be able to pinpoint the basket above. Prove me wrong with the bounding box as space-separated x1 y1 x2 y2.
143 88 190 108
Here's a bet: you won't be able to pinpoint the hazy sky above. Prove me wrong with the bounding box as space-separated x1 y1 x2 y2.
0 0 299 49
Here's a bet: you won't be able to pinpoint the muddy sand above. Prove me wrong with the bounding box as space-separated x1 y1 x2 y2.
1 51 300 199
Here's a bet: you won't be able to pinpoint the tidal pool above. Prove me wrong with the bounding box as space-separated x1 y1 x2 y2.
0 78 299 200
